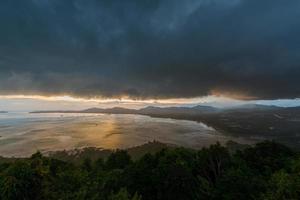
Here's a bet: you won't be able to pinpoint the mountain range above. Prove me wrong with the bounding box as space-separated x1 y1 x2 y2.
31 104 297 115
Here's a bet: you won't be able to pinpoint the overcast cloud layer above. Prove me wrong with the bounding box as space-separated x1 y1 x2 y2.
0 0 300 100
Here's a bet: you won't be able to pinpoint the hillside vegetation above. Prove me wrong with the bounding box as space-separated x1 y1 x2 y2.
0 141 300 200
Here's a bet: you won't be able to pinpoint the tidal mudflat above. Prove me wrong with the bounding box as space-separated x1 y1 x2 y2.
0 112 253 157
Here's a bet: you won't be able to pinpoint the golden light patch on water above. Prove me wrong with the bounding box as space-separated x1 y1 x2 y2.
98 116 123 149
71 116 123 149
0 113 256 157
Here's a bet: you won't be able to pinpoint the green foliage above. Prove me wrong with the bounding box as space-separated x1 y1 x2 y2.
214 165 266 200
81 157 92 171
235 141 295 175
109 188 141 200
0 141 300 200
106 150 132 170
261 168 300 200
0 161 42 200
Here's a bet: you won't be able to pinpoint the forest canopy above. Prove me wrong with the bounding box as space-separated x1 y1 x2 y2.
0 141 300 200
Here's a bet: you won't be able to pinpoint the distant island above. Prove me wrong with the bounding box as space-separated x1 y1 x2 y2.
0 111 8 113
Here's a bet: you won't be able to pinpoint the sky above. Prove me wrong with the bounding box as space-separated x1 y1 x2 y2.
0 0 300 110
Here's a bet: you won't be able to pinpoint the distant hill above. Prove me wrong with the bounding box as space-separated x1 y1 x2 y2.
231 104 281 110
0 111 8 113
98 107 137 114
31 105 219 115
139 106 194 115
139 105 219 115
30 104 300 115
192 105 220 112
81 107 105 113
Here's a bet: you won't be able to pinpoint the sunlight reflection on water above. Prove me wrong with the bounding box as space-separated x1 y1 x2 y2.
0 112 250 157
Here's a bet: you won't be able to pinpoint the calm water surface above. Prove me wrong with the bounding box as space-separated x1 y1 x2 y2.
0 112 250 157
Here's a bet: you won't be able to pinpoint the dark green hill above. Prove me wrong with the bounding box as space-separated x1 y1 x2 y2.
1 141 300 200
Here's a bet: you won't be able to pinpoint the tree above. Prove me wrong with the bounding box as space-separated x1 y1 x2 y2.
196 143 231 187
0 162 42 200
81 157 92 171
0 141 298 200
109 188 141 200
213 166 266 200
106 150 132 169
235 141 295 175
261 170 300 200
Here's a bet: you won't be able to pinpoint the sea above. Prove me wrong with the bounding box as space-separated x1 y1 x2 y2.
0 112 251 157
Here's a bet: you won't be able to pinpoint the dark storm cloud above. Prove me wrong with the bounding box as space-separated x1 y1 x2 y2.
0 0 300 99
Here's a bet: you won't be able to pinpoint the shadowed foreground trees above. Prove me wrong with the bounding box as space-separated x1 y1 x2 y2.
0 141 300 200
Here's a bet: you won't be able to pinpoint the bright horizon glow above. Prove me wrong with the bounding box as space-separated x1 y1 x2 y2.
0 94 238 105
0 94 300 112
